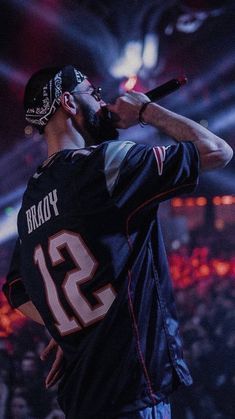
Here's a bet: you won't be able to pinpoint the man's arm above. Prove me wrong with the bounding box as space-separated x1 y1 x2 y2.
17 301 64 388
141 102 233 171
17 301 45 325
2 238 63 388
107 92 233 171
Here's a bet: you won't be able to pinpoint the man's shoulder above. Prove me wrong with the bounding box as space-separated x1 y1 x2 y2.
71 140 136 158
66 141 137 173
103 140 136 168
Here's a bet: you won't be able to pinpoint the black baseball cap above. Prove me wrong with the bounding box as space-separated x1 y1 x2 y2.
24 65 87 133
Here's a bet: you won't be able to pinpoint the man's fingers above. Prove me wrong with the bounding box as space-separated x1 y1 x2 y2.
45 363 64 388
40 339 65 388
45 359 65 388
106 103 116 112
125 90 150 102
45 365 64 388
44 347 64 388
40 338 57 361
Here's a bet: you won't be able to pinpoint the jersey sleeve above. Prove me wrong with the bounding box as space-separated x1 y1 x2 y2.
104 140 199 214
2 238 30 308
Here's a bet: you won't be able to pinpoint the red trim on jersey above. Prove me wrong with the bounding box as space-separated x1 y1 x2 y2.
125 182 196 403
126 182 196 247
9 277 22 286
127 270 156 403
8 277 23 308
153 146 166 176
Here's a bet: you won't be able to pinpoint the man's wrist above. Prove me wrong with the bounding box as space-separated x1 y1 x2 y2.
139 101 152 126
139 102 158 125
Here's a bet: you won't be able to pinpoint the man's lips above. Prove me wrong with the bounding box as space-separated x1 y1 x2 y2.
98 106 120 125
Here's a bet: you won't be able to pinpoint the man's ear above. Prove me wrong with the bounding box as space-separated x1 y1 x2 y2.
60 92 78 116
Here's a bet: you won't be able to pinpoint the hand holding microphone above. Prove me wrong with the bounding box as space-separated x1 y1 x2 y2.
107 76 188 128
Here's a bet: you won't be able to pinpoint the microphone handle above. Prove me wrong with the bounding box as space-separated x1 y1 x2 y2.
146 77 187 101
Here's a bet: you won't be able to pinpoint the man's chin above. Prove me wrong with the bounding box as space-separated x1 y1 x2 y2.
81 105 119 144
91 114 119 144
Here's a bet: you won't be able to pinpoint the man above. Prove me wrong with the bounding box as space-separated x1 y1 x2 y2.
2 65 233 419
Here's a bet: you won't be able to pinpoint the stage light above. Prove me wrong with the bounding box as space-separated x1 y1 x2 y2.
176 13 208 33
123 76 138 91
185 198 194 207
221 195 234 205
172 198 183 207
213 260 230 276
0 203 20 244
110 41 142 78
110 33 159 79
142 34 159 69
199 264 210 276
196 197 207 206
172 196 234 208
213 196 221 205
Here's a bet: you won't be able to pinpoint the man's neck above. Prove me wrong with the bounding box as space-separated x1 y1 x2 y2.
45 114 97 157
46 131 86 157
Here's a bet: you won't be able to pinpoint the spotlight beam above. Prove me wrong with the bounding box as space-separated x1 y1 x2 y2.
163 54 235 109
7 0 117 64
0 60 28 86
201 171 235 195
210 108 235 132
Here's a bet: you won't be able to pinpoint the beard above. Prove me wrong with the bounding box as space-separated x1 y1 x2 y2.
80 103 119 145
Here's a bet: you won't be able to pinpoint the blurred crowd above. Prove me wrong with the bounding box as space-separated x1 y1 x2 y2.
0 321 64 419
172 275 235 419
0 224 234 419
170 225 235 418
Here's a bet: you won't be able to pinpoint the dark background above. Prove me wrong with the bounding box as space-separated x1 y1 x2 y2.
0 1 234 418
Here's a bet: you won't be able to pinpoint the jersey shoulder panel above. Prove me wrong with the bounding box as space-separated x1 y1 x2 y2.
104 140 136 196
70 145 99 160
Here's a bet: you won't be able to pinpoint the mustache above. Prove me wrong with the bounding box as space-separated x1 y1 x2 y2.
83 105 119 143
86 107 111 128
99 107 121 127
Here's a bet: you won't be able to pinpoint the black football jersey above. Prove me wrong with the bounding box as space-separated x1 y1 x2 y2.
3 140 199 418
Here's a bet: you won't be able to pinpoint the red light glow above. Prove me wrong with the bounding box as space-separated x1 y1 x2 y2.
185 198 194 207
172 196 235 208
196 197 207 206
0 292 25 337
123 75 138 91
172 198 183 207
221 195 234 205
169 247 235 289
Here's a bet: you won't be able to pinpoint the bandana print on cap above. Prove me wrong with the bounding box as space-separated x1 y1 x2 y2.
25 66 86 130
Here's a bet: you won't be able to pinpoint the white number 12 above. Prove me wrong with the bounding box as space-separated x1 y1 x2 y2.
34 230 116 335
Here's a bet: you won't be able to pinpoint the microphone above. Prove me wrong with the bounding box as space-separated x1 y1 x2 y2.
145 76 188 101
105 76 188 125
